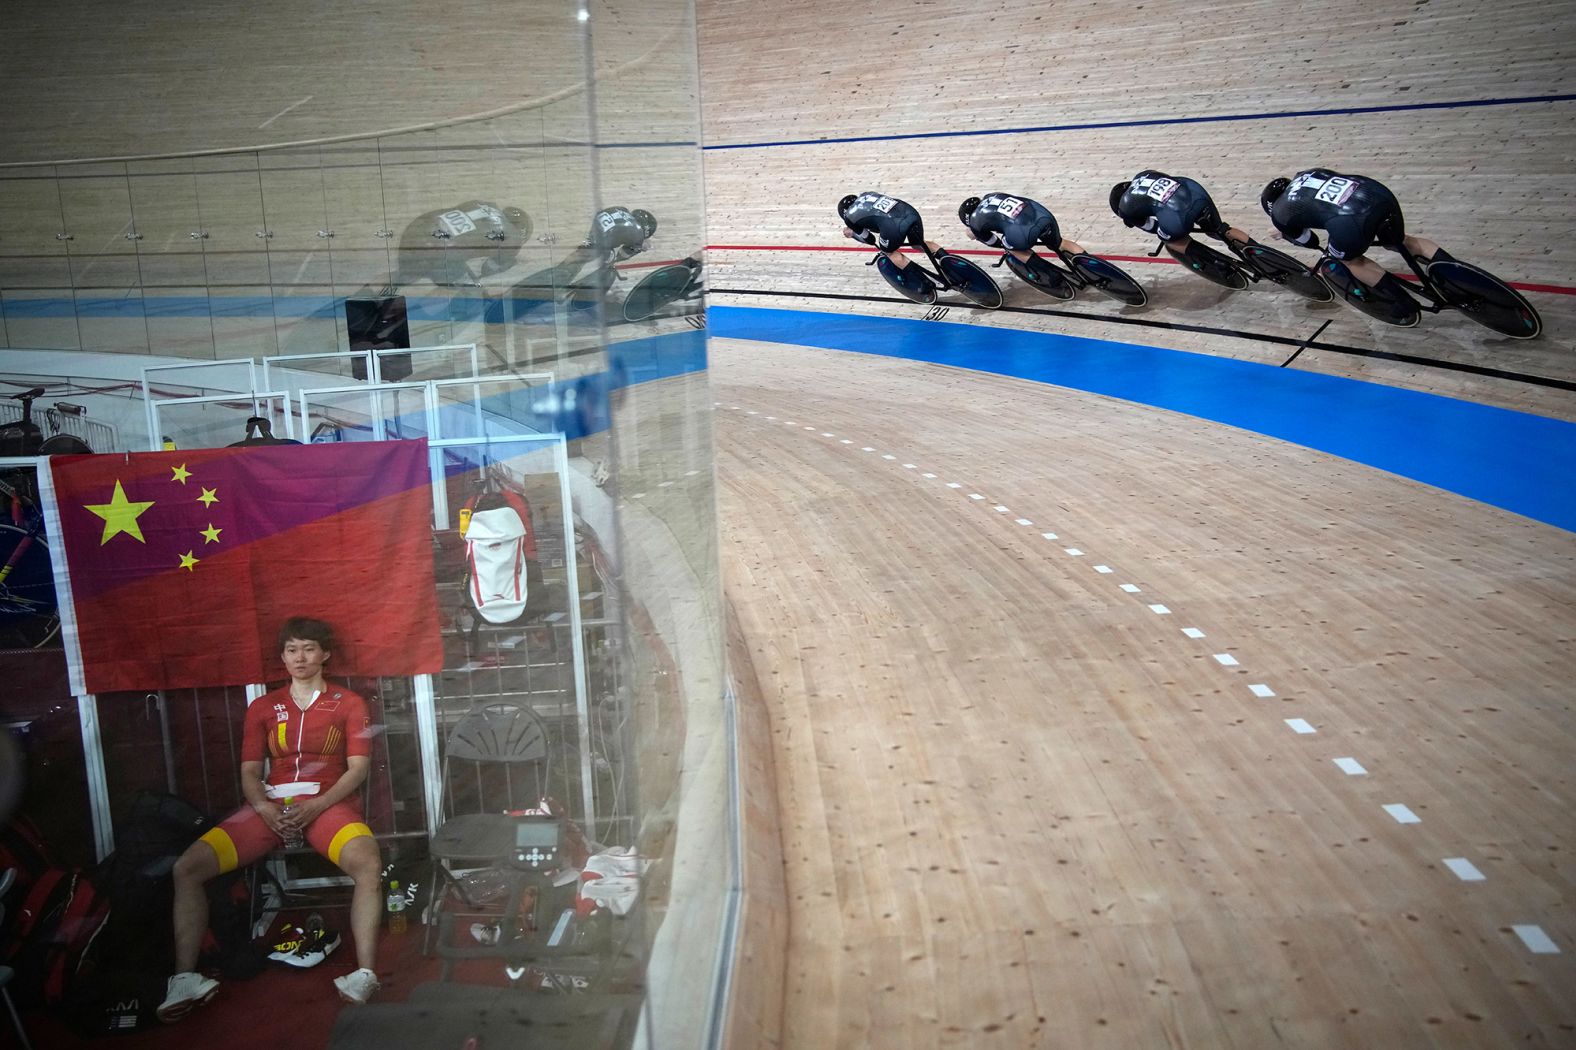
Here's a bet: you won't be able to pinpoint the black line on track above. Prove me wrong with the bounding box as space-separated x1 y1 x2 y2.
1281 320 1332 368
712 287 1576 393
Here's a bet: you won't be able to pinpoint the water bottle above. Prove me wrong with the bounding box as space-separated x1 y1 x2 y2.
386 880 407 934
279 796 304 848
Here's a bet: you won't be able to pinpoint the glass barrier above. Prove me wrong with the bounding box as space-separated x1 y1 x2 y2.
0 0 723 1046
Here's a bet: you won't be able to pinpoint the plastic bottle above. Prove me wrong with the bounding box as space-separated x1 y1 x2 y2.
279 796 303 848
387 880 407 934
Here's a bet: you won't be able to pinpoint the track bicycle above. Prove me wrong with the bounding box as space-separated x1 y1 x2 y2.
621 256 704 322
865 247 1003 310
990 247 1147 307
0 470 61 649
1318 245 1542 338
1149 232 1333 302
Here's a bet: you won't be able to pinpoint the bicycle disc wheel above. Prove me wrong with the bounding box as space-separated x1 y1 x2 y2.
1241 245 1333 302
1167 243 1249 290
1321 260 1420 328
1003 253 1075 301
939 255 1003 310
622 264 699 322
876 256 939 305
1425 259 1542 339
0 524 60 648
1069 255 1148 307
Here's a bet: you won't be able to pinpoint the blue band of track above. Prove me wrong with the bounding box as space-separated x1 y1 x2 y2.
709 305 1576 533
703 93 1576 150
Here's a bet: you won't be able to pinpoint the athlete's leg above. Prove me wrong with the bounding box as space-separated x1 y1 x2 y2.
1403 234 1441 261
335 835 384 972
1343 253 1388 287
170 840 220 973
1052 236 1085 256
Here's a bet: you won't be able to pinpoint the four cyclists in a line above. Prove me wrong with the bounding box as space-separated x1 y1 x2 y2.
843 166 1456 298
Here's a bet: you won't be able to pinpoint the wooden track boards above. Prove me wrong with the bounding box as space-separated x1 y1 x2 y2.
714 336 1576 1049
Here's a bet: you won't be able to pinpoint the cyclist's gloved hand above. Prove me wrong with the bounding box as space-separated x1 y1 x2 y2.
1300 231 1322 250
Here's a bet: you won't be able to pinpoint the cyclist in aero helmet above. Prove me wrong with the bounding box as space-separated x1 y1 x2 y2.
1109 171 1253 256
1259 168 1441 291
838 191 953 273
957 192 1093 264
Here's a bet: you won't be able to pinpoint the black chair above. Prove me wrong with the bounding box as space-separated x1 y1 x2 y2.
423 700 552 957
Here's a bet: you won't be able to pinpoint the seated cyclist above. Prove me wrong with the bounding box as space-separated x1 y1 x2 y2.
957 192 1091 262
158 617 383 1021
1109 171 1252 253
1259 169 1441 291
838 191 952 271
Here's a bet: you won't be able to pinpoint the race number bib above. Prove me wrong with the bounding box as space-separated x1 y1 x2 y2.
1141 177 1179 203
1314 176 1357 206
438 209 477 236
872 196 898 213
599 212 620 231
995 196 1026 218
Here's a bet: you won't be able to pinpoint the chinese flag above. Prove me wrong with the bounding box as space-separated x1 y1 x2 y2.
40 441 443 695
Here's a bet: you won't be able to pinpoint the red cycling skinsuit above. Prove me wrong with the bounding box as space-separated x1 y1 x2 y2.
198 685 375 873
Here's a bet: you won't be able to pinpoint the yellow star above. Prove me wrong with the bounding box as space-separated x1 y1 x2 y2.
171 464 192 484
84 480 156 545
197 486 219 507
200 523 222 544
178 551 199 571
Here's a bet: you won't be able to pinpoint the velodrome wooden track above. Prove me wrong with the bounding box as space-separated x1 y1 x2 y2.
697 1 1576 1047
712 337 1576 1049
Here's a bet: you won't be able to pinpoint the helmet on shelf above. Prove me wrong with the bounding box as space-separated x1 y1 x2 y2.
957 197 981 226
1260 177 1291 216
631 208 657 237
1108 182 1131 216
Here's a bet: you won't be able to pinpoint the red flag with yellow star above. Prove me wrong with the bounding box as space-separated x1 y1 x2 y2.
39 441 442 694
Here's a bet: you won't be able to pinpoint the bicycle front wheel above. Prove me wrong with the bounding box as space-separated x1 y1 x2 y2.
1425 259 1542 339
622 264 700 322
876 255 939 305
0 524 61 649
1241 244 1333 303
1069 255 1148 307
939 255 1003 310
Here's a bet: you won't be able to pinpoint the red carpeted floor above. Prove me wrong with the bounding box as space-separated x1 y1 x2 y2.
24 915 458 1048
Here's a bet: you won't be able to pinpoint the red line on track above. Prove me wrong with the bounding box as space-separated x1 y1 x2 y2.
702 244 1576 296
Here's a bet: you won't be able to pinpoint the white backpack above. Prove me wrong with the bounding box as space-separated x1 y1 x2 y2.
461 489 539 624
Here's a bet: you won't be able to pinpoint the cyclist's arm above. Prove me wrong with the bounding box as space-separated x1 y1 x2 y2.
844 224 878 245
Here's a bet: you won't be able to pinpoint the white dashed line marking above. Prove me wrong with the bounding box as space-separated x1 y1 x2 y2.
1333 757 1367 775
1093 565 1112 573
631 492 646 499
1512 925 1560 954
1249 683 1275 698
1148 604 1171 615
1041 532 1059 540
685 470 700 476
969 493 985 500
1285 718 1316 734
946 482 963 489
882 454 897 460
1065 548 1084 557
994 505 1010 513
862 447 875 452
922 473 937 479
1382 804 1421 825
903 463 918 469
1181 627 1205 639
1442 858 1486 882
658 481 673 487
841 439 853 444
1120 584 1141 593
821 432 834 437
1213 653 1238 666
1015 518 1033 526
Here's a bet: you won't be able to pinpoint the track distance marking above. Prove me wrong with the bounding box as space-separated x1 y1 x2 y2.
1383 804 1421 824
1120 584 1141 593
1285 718 1316 734
1332 757 1367 775
1093 565 1112 573
1442 858 1486 882
1148 604 1171 615
1249 684 1275 698
1511 926 1560 954
1213 653 1238 666
1181 627 1205 638
1065 548 1084 556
